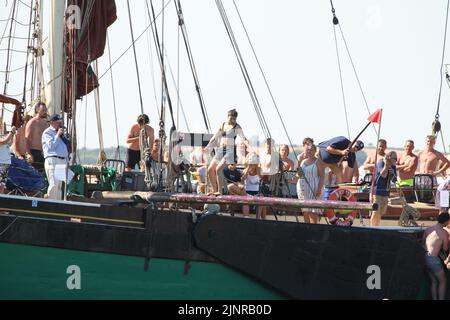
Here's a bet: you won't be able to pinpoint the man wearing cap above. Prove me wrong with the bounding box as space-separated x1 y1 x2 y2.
317 136 364 184
42 114 70 200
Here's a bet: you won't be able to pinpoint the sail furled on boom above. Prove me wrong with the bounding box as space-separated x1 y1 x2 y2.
64 0 117 111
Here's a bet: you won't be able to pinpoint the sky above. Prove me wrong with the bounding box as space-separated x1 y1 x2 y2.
1 0 450 152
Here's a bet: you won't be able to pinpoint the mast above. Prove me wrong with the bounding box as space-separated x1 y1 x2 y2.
44 0 65 115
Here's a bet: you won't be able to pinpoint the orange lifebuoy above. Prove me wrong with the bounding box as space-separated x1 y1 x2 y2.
325 188 358 227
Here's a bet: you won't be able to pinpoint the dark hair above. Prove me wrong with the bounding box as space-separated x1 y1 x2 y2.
34 102 46 112
378 139 387 146
303 137 314 146
405 140 414 146
137 114 149 125
438 212 450 224
228 109 238 118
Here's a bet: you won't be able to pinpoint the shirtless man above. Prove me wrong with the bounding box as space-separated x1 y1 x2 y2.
11 114 32 160
396 140 419 186
422 212 450 300
126 114 155 172
25 102 49 171
363 139 387 173
417 135 450 179
342 159 359 183
279 144 295 171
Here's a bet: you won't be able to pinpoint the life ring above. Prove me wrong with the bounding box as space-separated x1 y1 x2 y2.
325 188 358 227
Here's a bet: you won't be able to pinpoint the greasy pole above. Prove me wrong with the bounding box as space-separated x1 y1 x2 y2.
135 192 378 211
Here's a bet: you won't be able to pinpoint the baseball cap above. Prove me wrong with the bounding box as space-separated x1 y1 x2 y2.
354 140 364 151
50 114 63 122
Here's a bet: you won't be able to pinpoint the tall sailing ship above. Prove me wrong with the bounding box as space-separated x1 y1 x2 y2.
0 0 435 300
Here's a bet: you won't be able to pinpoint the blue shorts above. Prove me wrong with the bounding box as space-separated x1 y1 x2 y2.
425 255 444 274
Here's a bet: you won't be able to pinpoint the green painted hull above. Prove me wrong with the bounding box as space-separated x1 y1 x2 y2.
0 243 283 300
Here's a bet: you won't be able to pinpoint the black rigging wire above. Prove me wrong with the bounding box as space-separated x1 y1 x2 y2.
231 0 297 156
98 1 171 81
147 0 176 128
2 0 17 115
215 0 271 139
0 4 14 49
106 33 121 159
126 0 145 115
174 0 211 133
330 1 351 139
434 0 450 153
434 0 450 123
330 1 378 138
21 0 34 107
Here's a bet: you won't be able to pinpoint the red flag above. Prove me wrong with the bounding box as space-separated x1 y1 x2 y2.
368 109 382 124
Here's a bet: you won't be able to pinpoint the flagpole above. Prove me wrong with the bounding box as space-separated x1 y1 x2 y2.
370 109 384 197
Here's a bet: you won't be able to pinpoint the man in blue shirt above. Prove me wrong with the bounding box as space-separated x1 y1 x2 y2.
223 163 244 195
371 151 397 226
42 114 70 200
318 136 364 184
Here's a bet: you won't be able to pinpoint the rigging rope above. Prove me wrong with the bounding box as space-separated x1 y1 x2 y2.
144 5 161 118
174 0 212 133
433 0 450 138
106 34 121 159
215 0 271 140
329 1 378 138
2 0 18 125
21 0 34 108
98 0 171 81
164 50 191 132
126 0 145 115
231 0 316 200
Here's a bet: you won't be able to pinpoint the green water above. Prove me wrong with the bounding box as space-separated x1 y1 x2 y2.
0 243 284 300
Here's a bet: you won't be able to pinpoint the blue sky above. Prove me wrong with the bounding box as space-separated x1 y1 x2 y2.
1 0 450 152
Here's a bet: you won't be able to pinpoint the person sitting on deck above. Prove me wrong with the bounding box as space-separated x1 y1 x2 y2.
241 154 265 218
297 144 325 224
11 114 32 160
317 136 364 185
125 114 155 172
204 109 252 194
0 126 16 194
396 140 418 187
190 146 207 193
363 139 387 173
417 135 450 182
422 212 450 300
370 151 397 227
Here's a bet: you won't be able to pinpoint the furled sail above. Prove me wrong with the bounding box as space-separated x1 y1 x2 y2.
65 0 117 112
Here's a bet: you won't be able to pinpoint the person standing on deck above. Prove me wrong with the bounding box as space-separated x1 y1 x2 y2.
297 144 325 224
125 114 155 172
297 137 314 168
370 151 397 226
363 139 387 173
317 136 364 184
0 126 16 194
422 212 450 300
396 140 418 187
417 135 450 181
25 102 49 172
204 109 252 194
42 115 70 200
